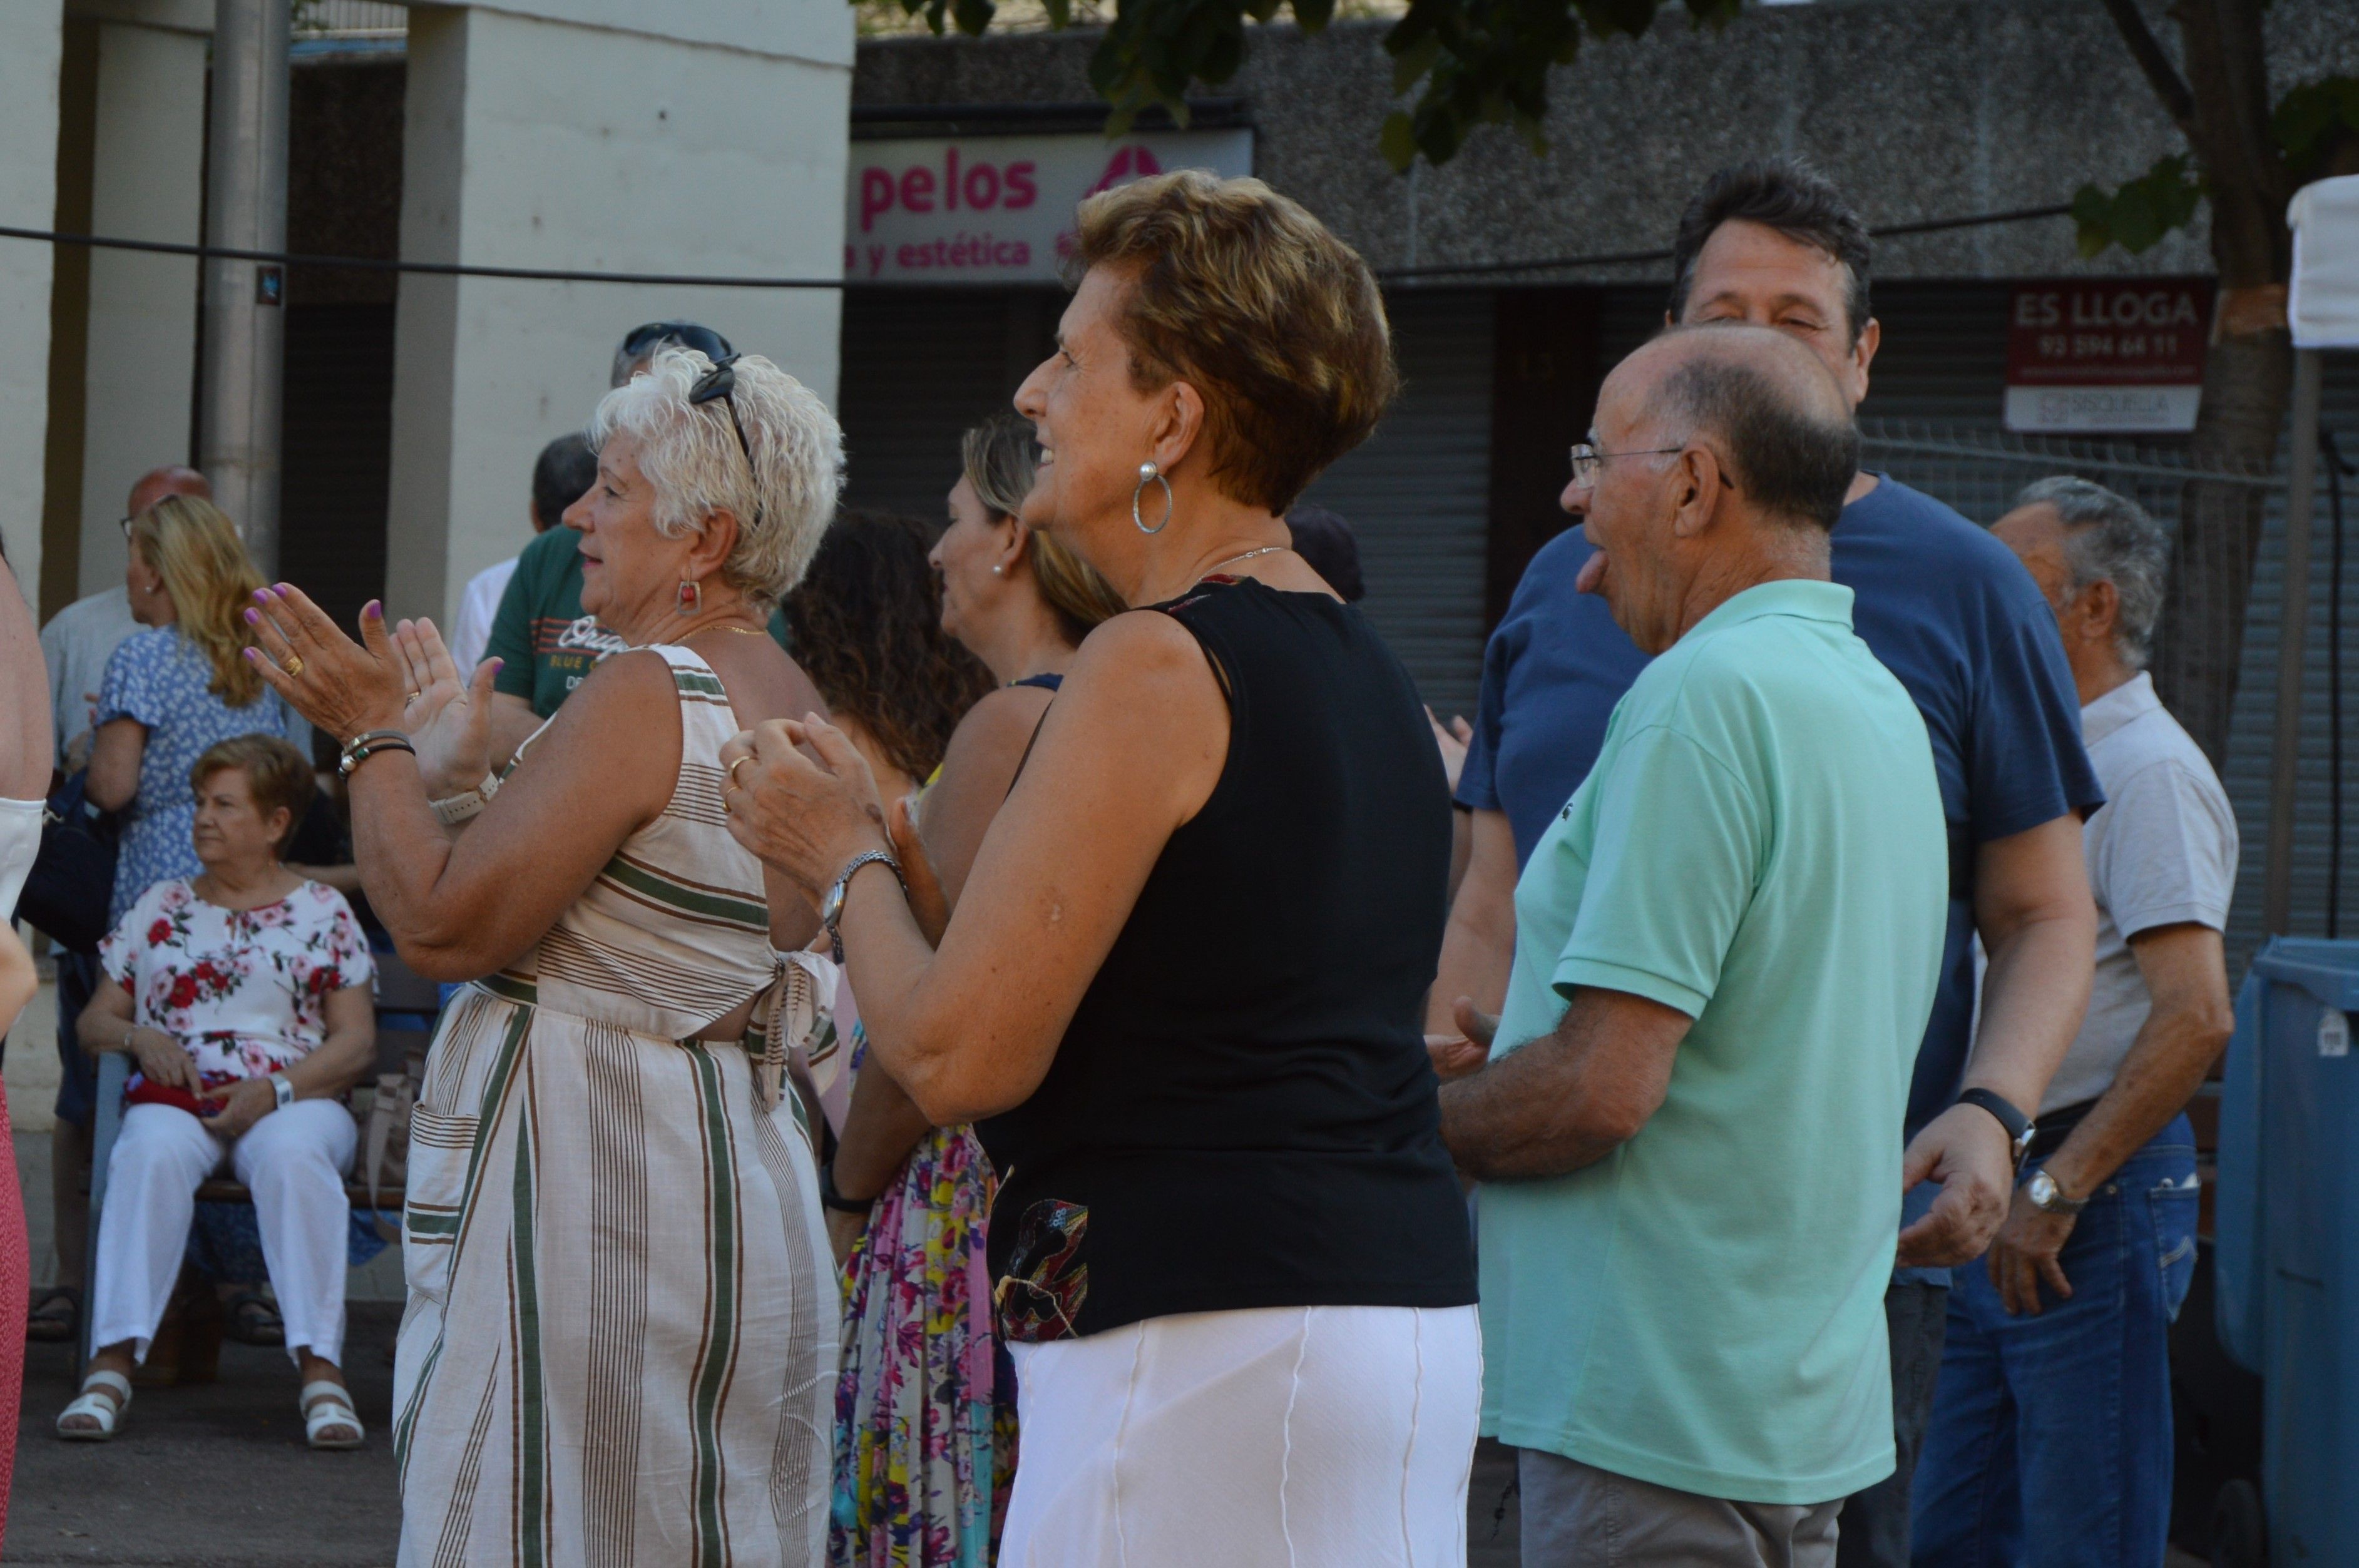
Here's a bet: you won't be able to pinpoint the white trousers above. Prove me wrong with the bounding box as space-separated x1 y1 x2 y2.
90 1099 356 1366
1000 1303 1483 1568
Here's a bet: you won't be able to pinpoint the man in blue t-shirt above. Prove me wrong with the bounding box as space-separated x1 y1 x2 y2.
1433 158 2104 1568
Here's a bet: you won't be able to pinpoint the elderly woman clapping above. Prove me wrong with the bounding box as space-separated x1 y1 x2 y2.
243 348 846 1564
719 173 1481 1565
61 735 376 1447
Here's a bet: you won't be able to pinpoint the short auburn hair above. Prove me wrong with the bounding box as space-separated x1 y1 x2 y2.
190 733 317 853
1072 171 1397 514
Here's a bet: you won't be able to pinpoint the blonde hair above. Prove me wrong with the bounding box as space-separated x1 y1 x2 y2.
130 496 267 707
1072 170 1398 513
959 414 1128 638
587 347 843 613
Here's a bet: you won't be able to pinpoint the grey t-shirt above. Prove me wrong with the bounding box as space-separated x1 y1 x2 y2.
2044 672 2238 1114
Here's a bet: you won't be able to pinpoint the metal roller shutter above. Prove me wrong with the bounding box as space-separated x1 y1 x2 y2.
840 284 1497 720
1300 288 1494 720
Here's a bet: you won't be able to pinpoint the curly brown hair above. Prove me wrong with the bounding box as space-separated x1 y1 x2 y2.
780 510 995 783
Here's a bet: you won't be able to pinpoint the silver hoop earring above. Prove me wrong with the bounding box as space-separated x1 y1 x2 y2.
1132 461 1174 536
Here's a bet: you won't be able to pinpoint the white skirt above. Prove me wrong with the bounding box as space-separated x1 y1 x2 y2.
1000 1303 1482 1568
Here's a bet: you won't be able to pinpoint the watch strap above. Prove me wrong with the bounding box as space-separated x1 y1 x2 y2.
269 1071 295 1109
820 1161 874 1214
1958 1087 2033 1163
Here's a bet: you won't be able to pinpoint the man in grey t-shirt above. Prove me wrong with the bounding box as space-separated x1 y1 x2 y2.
1914 477 2237 1564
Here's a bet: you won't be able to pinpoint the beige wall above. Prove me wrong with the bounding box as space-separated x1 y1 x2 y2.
385 1 854 624
1 5 66 591
77 19 208 598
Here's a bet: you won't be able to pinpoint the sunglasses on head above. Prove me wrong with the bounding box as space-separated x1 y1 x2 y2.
688 355 765 533
620 321 735 365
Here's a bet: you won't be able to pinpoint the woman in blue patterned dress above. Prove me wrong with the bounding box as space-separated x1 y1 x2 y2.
88 496 295 925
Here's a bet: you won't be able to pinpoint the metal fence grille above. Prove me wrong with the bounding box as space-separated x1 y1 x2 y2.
1858 420 2353 978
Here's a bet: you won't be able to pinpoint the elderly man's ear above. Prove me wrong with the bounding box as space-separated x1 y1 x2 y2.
1669 447 1727 540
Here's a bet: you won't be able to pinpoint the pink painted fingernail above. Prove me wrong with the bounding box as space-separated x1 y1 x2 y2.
243 608 259 624
242 648 258 661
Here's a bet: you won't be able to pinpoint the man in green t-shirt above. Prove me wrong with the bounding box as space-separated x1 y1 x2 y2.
1435 326 1947 1565
484 321 735 760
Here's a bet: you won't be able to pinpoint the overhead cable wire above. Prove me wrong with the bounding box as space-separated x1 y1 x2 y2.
0 200 2081 290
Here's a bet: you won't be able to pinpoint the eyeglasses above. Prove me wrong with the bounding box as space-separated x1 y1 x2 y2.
620 320 735 365
687 354 765 532
1568 442 1688 487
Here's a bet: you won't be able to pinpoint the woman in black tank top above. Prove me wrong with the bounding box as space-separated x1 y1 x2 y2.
722 171 1478 1567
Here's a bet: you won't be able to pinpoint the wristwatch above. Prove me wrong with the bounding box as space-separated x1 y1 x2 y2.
820 1161 874 1215
1957 1087 2034 1167
269 1072 295 1110
819 850 904 964
2025 1169 2088 1216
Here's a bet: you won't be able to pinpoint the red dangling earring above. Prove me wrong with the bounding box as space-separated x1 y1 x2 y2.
678 578 702 616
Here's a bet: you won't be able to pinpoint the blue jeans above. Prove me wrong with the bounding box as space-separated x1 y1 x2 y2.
1911 1116 2199 1568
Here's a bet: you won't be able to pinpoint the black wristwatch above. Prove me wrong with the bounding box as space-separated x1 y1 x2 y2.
1957 1087 2034 1167
819 1161 874 1215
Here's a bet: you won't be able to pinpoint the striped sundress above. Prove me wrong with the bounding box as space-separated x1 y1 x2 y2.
392 644 837 1567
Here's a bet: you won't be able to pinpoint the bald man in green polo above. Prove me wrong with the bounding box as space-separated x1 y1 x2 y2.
1437 325 1948 1565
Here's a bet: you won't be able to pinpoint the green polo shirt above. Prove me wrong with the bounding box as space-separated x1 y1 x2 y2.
1478 578 1946 1505
485 526 629 718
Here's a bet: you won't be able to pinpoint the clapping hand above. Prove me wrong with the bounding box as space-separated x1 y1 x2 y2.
886 795 951 947
387 616 499 797
719 716 891 906
245 586 409 741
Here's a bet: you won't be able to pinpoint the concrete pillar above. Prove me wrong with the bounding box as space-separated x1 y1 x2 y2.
78 15 209 598
199 0 290 574
386 1 853 624
2 4 66 593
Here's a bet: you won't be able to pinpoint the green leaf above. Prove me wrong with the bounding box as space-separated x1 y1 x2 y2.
2273 76 2359 175
1291 0 1336 31
1391 33 1443 95
1380 111 1419 173
2070 153 2205 258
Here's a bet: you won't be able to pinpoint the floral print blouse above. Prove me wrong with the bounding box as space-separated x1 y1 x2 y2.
99 877 374 1083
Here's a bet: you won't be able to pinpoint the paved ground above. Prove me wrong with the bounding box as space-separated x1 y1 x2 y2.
8 1304 404 1567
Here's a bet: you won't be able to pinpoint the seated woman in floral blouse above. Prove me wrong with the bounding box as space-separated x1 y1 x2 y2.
59 734 376 1448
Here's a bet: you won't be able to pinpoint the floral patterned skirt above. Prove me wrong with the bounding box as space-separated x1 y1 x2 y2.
830 1123 1017 1568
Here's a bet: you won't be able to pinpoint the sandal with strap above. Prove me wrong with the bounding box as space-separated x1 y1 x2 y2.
56 1371 131 1441
225 1290 284 1348
26 1285 80 1344
300 1380 364 1450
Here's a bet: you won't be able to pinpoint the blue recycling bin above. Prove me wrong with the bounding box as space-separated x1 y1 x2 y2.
2215 937 2359 1565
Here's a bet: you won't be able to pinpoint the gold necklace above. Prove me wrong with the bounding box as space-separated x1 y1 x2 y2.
1202 544 1292 576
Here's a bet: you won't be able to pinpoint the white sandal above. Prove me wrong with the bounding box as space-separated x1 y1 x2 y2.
300 1379 364 1450
56 1370 131 1441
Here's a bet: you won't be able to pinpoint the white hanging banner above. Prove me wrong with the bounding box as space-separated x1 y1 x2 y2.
845 130 1255 285
2289 175 2359 350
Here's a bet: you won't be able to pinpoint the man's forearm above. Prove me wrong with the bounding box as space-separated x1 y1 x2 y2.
1965 910 2090 1114
2042 1003 2226 1198
1440 987 1688 1181
1440 1041 1628 1182
1428 809 1517 1033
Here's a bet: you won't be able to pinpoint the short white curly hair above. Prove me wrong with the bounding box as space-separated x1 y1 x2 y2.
587 346 842 611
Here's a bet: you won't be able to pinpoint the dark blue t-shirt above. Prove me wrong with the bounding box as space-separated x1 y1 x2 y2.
1457 476 2104 1137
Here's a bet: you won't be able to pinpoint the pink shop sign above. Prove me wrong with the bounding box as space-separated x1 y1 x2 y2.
845 130 1255 285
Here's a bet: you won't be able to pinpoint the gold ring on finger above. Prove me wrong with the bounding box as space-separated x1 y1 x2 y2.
284 653 305 678
728 755 755 788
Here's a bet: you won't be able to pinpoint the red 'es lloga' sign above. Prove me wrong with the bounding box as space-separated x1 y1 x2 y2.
2003 279 2216 434
846 131 1254 285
